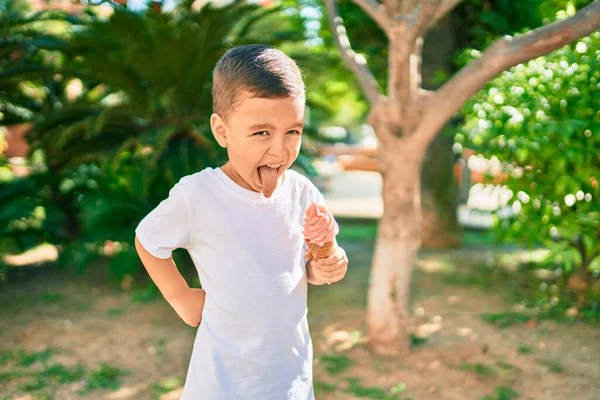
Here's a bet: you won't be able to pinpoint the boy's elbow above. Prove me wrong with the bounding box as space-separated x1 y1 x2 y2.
185 318 201 327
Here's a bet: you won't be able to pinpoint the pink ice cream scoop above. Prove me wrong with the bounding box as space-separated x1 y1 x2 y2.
302 202 339 247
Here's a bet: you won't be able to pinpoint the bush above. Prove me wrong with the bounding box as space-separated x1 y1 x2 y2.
457 32 600 317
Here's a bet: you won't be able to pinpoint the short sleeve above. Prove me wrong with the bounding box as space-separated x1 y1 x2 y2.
135 182 192 259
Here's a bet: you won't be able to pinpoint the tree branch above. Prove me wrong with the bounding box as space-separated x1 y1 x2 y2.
400 0 419 14
384 0 401 16
426 0 463 30
412 0 442 37
394 1 442 42
420 1 600 143
387 41 411 123
324 0 384 106
351 0 391 30
410 36 424 95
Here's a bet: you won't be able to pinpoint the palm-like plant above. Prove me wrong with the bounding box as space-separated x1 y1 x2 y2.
0 0 75 125
27 0 311 281
0 1 77 272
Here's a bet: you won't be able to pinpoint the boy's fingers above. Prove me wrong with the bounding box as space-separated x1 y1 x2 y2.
318 256 338 266
318 249 346 266
328 267 347 283
314 261 345 277
314 259 343 272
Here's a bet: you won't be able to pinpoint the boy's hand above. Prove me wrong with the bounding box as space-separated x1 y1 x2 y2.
168 287 206 327
304 246 348 285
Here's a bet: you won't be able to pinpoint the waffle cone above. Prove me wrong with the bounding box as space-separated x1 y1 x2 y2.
306 241 336 260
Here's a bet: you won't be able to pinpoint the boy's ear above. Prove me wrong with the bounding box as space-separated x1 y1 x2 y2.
210 113 228 148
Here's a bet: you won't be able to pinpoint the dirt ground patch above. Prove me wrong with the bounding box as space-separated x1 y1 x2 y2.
1 240 599 400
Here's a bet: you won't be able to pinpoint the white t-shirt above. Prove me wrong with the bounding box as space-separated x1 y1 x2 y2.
135 166 327 400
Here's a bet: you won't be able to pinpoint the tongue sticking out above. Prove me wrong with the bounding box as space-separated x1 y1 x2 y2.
258 165 278 198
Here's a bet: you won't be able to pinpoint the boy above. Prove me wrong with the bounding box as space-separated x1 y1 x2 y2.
134 45 349 399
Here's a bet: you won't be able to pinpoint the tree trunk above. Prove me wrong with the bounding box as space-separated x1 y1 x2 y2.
366 130 425 356
420 133 461 247
419 14 461 248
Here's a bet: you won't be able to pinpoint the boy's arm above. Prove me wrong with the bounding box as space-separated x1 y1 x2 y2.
134 236 205 326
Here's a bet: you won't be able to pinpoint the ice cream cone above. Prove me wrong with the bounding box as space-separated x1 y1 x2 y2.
306 240 336 261
302 201 340 285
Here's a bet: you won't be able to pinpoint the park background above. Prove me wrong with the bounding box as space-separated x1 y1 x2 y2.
1 0 599 399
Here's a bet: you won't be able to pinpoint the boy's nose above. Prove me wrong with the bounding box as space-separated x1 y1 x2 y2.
268 139 286 158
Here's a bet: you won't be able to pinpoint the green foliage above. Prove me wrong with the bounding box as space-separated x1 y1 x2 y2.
335 221 378 242
12 0 317 282
495 360 522 372
459 362 497 377
319 0 387 91
314 381 337 392
0 2 74 269
517 344 534 354
480 385 520 400
289 0 373 127
0 152 67 273
457 32 600 310
0 0 78 125
82 363 126 392
320 353 355 375
29 1 262 174
535 358 564 373
18 348 53 367
481 311 533 328
152 376 184 395
454 0 594 51
1 346 127 398
343 377 408 400
409 334 428 348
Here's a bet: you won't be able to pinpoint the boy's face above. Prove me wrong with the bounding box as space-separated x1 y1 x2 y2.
210 92 305 197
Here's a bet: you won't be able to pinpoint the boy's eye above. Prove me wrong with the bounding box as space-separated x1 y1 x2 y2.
252 130 301 136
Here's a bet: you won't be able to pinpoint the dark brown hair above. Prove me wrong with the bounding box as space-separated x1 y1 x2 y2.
212 44 305 119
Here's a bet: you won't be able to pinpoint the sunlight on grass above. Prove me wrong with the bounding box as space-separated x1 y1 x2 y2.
481 311 533 328
459 362 497 377
152 376 184 395
517 344 534 354
106 306 125 316
480 385 520 400
322 327 367 351
3 243 58 266
11 361 85 395
18 348 53 367
41 291 64 303
344 377 410 400
82 363 126 392
1 346 129 398
535 358 564 373
314 380 337 393
496 360 522 372
319 354 355 375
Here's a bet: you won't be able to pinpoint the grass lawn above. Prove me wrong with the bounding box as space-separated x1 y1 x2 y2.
1 221 599 399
